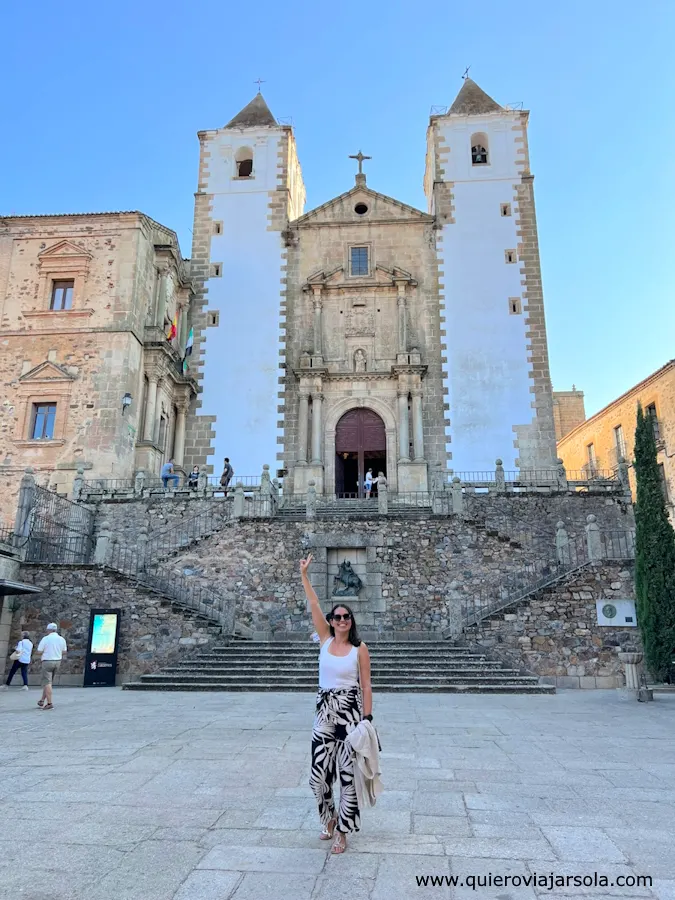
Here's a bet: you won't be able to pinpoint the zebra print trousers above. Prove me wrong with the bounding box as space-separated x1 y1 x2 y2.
309 687 362 835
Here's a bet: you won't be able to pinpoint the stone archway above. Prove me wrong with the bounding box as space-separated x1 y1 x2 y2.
324 397 398 495
335 408 386 497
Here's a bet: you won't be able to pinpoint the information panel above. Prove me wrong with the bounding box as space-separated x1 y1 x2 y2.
83 609 121 687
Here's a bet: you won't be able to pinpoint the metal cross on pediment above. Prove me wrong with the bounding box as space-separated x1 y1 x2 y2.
349 150 371 175
254 77 265 93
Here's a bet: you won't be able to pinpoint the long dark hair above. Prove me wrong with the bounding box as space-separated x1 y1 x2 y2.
327 603 361 646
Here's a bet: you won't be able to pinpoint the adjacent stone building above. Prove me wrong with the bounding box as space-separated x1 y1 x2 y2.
187 79 558 491
557 359 675 516
0 212 197 526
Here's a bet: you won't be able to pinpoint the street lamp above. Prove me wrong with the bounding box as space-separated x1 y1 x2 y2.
121 393 133 415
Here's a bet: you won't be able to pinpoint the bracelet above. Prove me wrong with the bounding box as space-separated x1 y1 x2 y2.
363 714 373 722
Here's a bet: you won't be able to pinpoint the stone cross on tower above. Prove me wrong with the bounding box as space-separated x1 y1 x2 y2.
349 150 371 185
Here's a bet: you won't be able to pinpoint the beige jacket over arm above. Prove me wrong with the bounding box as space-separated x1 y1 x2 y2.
345 720 383 809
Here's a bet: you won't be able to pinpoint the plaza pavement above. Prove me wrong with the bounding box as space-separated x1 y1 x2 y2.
0 687 674 900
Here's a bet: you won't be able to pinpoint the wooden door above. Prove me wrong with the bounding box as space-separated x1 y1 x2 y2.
335 408 386 496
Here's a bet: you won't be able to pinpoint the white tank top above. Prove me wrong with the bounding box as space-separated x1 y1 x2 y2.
319 637 359 690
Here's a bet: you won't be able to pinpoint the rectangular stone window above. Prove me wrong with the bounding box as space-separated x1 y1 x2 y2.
500 203 512 217
31 402 57 440
504 250 517 264
586 442 597 474
207 310 220 327
646 402 661 442
210 263 222 278
508 297 522 315
213 221 223 235
50 280 74 310
350 246 369 277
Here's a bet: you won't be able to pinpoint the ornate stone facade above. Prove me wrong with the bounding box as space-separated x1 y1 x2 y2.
0 212 197 525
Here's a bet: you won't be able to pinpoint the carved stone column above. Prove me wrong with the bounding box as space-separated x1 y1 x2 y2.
397 283 407 353
174 401 189 467
411 391 424 461
312 286 323 357
398 392 410 462
143 375 159 442
297 392 309 464
311 393 323 464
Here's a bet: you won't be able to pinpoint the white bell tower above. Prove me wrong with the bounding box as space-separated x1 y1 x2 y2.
186 93 305 476
425 78 556 471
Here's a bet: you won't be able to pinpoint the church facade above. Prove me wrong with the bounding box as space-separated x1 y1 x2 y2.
187 79 557 493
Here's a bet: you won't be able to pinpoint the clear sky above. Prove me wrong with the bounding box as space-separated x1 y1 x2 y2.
2 1 673 418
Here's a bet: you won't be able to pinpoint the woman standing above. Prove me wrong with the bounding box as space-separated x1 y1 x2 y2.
1 631 33 691
301 554 373 854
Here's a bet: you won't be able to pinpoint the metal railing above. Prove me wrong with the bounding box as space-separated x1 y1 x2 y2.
459 528 635 631
107 540 235 634
80 475 263 498
21 486 94 564
139 507 234 569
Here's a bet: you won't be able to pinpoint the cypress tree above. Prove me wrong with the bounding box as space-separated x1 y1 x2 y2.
634 403 675 681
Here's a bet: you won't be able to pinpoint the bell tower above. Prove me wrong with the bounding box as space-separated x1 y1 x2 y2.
425 78 556 471
185 93 306 475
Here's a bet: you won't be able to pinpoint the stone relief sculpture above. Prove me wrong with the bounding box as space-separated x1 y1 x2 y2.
353 349 367 372
332 560 363 597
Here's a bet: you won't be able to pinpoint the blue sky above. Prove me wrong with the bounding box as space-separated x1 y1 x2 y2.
2 0 673 417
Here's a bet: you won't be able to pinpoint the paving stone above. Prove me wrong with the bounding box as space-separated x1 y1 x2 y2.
412 792 466 816
541 827 627 862
229 873 316 899
313 875 376 899
88 841 207 900
197 845 327 874
443 837 557 860
413 815 472 836
172 870 241 900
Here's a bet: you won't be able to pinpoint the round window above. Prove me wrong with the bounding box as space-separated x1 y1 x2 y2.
354 203 368 215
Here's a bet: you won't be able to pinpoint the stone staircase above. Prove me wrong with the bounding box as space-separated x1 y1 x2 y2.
123 640 553 693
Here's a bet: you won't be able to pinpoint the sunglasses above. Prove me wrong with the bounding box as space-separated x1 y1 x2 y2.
330 613 352 622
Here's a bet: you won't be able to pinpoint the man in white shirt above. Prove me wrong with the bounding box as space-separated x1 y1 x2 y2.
37 623 67 710
0 631 33 691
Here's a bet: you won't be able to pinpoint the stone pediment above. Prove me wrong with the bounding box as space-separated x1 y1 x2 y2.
38 240 92 261
304 263 417 292
19 361 76 383
295 185 432 226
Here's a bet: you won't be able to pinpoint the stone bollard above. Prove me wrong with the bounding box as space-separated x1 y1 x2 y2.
377 478 388 515
13 467 36 539
198 471 208 493
260 464 272 516
555 521 571 565
94 519 112 566
137 522 149 570
494 458 506 493
72 465 85 501
556 457 568 491
451 477 463 514
233 482 245 519
306 481 317 520
585 514 602 561
134 469 146 496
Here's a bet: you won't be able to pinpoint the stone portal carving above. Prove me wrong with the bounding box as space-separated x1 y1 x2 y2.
332 560 363 597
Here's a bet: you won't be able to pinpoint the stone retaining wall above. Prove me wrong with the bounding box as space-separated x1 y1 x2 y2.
4 566 222 686
472 562 639 688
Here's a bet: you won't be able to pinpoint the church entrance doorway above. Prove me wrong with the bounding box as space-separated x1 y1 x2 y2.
334 408 386 498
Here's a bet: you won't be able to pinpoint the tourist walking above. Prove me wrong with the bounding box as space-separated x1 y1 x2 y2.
161 458 180 489
1 631 33 691
220 458 234 492
301 554 373 854
36 623 67 711
364 468 374 498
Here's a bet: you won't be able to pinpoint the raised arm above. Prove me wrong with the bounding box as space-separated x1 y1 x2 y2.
300 554 331 644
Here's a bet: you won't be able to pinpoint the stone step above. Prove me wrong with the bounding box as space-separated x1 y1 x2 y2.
165 662 508 672
124 681 554 694
138 673 538 685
